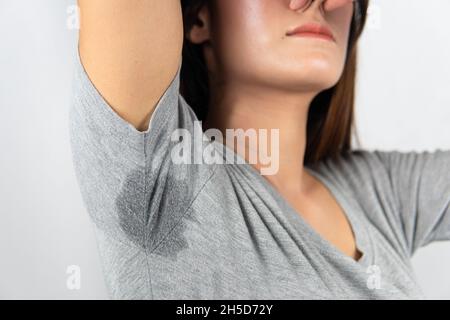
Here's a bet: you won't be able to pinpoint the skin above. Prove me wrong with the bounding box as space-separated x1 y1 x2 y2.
78 0 361 261
190 0 361 260
78 0 183 131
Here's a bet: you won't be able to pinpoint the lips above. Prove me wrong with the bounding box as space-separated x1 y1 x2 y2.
286 22 336 42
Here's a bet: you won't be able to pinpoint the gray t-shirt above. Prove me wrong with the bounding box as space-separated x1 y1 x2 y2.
69 51 450 299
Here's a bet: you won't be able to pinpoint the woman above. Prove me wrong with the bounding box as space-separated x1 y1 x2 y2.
70 0 450 299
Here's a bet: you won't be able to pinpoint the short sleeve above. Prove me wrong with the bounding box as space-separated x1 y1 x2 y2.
373 149 450 256
69 49 215 251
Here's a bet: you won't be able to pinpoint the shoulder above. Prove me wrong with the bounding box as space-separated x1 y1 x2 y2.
310 149 391 184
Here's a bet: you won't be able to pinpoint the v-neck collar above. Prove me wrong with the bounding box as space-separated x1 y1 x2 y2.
212 140 374 269
304 166 374 268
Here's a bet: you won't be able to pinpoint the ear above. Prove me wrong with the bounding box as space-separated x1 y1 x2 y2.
186 5 211 44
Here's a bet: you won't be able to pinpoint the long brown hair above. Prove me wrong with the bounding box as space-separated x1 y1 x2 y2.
180 0 370 166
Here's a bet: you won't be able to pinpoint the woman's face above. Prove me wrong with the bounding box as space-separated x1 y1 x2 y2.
191 0 355 93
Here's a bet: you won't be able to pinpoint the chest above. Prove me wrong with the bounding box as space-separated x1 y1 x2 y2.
281 181 363 262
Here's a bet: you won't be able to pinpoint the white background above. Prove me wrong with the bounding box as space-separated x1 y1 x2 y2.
0 0 449 299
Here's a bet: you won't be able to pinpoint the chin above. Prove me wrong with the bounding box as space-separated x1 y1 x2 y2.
300 57 343 86
236 55 343 92
274 64 342 92
257 51 343 91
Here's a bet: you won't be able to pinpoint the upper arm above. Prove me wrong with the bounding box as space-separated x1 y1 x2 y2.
77 0 184 131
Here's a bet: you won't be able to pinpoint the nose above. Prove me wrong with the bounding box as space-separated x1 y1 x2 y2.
289 0 326 13
289 0 325 18
323 0 355 11
289 0 354 12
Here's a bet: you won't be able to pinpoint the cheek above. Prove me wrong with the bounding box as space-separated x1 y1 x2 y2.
212 0 285 74
328 5 354 47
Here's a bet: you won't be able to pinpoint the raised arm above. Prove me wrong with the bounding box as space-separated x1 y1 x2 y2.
77 0 183 131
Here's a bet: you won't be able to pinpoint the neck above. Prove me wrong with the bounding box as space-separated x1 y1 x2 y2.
203 81 317 194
